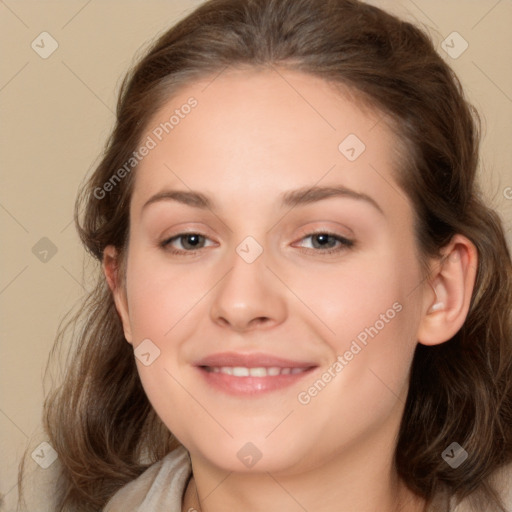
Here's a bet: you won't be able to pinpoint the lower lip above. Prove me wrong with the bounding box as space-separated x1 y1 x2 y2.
196 366 317 396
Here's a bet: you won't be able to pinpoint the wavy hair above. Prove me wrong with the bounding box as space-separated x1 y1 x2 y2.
18 0 512 510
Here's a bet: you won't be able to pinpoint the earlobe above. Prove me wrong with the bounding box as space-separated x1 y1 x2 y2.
417 234 478 346
102 245 133 344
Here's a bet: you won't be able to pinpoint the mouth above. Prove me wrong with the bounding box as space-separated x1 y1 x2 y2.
194 352 318 396
202 366 311 376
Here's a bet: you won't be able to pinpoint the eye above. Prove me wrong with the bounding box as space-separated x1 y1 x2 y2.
294 231 354 255
160 230 354 256
160 232 215 254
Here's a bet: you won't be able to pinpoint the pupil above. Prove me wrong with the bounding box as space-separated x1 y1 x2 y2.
314 234 333 248
185 234 201 248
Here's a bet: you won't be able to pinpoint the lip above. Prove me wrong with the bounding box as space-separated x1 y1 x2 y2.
194 352 318 396
194 351 317 368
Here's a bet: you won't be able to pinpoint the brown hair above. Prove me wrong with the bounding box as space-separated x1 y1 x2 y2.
18 0 512 510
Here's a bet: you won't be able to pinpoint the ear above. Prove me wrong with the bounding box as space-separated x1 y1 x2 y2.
417 234 478 346
102 245 133 344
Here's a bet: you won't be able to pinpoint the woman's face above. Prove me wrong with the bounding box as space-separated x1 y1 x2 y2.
111 67 429 474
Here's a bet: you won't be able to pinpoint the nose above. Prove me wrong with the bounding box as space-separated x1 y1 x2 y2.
209 247 287 332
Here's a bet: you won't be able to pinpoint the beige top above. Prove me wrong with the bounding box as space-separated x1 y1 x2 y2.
102 446 512 512
103 446 192 512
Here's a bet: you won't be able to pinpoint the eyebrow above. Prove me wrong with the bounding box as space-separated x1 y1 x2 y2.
141 185 384 216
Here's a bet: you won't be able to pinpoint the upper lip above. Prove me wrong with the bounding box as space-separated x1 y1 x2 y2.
194 352 318 369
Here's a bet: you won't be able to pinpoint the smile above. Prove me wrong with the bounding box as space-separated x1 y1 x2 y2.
197 365 317 396
203 366 310 377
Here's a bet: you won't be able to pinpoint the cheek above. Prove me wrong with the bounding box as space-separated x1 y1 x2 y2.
125 251 203 341
123 251 206 440
299 248 421 407
297 252 414 347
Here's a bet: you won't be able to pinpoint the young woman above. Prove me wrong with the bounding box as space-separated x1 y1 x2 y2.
19 0 512 510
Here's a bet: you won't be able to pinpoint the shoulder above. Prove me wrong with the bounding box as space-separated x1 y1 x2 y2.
103 445 192 512
451 462 512 512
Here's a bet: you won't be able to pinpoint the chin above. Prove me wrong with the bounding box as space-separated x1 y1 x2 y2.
188 436 311 475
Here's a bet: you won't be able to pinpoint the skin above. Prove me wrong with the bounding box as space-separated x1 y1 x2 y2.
103 67 477 512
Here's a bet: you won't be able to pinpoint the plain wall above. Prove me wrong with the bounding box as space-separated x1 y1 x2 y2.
1 1 511 509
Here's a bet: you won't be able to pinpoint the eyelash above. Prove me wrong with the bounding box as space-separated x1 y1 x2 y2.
160 230 354 256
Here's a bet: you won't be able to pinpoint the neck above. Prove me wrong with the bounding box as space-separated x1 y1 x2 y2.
182 427 426 512
183 464 425 512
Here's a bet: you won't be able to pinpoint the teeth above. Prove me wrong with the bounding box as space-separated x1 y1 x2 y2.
232 367 249 377
248 367 266 377
209 366 308 377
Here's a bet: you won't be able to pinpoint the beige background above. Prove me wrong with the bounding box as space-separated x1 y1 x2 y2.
1 0 511 509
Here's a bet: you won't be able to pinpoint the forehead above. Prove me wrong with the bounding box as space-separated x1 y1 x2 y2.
131 67 408 218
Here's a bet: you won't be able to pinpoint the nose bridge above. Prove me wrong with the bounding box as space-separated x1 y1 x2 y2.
209 234 286 330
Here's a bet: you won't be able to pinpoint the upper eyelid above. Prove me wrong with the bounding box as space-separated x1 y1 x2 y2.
160 221 353 240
